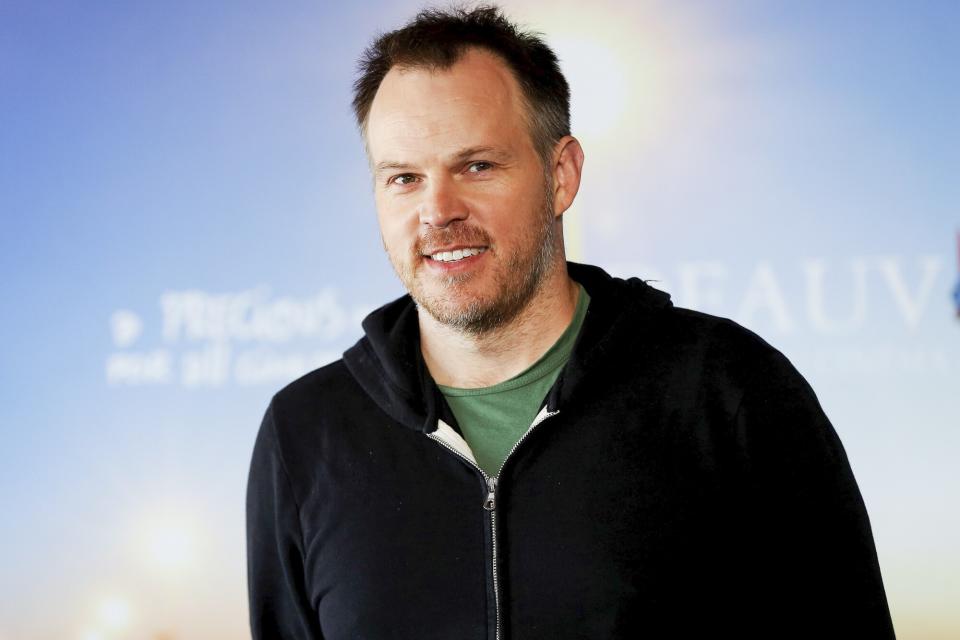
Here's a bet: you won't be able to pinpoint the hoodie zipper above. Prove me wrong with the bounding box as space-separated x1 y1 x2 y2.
427 407 559 640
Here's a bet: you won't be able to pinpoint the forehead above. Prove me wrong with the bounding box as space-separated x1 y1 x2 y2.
365 48 532 163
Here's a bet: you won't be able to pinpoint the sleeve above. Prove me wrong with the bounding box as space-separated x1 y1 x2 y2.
733 350 897 638
246 399 326 639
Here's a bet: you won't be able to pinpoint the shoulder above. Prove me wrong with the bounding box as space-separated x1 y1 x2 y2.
261 357 367 452
641 305 809 408
598 269 790 377
662 305 794 373
664 309 833 440
272 357 356 415
654 308 842 469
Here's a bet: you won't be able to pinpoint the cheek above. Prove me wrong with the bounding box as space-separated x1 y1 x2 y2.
477 186 543 234
376 206 416 253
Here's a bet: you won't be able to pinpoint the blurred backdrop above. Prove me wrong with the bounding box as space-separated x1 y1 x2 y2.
1 1 958 638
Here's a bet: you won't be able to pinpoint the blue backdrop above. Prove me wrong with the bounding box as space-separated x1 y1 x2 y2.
1 1 957 638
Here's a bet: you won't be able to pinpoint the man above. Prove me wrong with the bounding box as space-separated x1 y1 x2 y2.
246 6 896 639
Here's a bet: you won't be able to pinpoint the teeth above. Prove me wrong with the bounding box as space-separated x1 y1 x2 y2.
429 247 487 262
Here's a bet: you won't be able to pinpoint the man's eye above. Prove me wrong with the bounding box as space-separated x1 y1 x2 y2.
467 161 492 173
390 174 417 186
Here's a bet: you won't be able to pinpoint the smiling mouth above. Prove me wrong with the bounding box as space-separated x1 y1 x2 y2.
424 247 488 263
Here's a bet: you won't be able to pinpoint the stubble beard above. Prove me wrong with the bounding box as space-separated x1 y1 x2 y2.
386 178 559 336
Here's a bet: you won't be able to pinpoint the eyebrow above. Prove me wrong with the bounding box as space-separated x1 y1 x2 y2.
374 146 513 174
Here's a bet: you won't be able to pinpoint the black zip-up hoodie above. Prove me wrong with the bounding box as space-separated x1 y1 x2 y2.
246 261 896 639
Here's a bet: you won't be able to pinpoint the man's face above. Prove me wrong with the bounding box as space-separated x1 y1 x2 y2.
365 48 560 334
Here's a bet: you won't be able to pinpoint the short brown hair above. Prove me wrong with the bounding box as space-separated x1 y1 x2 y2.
352 4 571 165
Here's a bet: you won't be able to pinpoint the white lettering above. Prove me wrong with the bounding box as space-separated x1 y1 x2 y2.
736 262 794 333
106 350 172 385
678 261 727 312
180 342 232 388
160 290 208 343
233 347 340 386
877 256 943 329
159 288 349 343
804 258 868 333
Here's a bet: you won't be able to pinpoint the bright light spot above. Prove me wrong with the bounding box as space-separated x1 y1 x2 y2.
146 520 194 570
97 595 133 631
137 510 200 574
80 630 106 640
521 4 683 149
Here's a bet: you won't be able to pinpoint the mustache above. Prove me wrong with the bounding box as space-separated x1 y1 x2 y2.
415 225 492 254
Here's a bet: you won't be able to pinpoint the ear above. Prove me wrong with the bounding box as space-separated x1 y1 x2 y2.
551 136 585 218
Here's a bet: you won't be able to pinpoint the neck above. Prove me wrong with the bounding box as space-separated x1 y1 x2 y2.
418 261 580 388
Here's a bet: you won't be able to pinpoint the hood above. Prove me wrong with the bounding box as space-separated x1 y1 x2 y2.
342 261 673 433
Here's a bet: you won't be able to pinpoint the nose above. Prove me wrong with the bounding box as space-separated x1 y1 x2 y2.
418 176 468 228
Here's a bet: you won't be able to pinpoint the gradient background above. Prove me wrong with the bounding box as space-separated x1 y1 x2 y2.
2 1 958 638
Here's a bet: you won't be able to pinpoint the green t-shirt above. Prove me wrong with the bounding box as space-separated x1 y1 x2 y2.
437 283 590 477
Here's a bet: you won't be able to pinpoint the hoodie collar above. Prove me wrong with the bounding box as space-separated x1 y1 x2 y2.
342 261 673 433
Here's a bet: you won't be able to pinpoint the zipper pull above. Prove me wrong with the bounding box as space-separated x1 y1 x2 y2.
483 476 497 511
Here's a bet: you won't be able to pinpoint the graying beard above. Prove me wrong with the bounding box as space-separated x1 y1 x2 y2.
424 192 557 336
403 168 559 336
